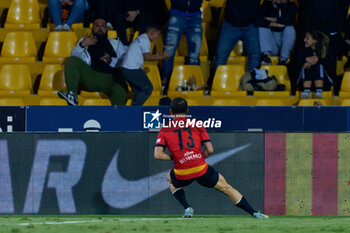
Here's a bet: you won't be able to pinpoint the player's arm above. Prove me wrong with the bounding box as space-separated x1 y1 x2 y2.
202 141 214 158
154 146 172 160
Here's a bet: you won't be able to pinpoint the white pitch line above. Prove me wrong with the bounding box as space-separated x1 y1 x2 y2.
13 220 102 226
118 218 203 221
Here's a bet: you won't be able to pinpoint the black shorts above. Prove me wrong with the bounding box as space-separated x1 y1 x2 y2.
170 165 219 188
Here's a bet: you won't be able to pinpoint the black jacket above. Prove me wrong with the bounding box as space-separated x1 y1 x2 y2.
257 0 297 32
224 0 261 27
171 0 203 13
299 0 349 33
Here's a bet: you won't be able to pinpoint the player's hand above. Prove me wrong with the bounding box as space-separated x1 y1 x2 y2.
100 52 112 64
202 149 209 158
126 11 139 22
81 33 97 46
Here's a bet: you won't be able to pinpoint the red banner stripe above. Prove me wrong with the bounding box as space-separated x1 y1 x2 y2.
312 133 338 216
264 133 286 215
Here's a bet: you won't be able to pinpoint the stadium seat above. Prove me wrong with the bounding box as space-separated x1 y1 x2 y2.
230 40 244 57
0 32 37 63
80 91 101 98
212 98 241 106
0 65 32 95
37 64 66 96
43 32 77 63
108 30 118 38
82 98 111 106
143 64 162 96
341 99 350 106
298 99 327 106
201 1 212 23
167 65 205 98
255 99 286 106
5 0 41 29
339 72 350 98
175 32 209 63
39 98 68 106
0 98 25 106
253 65 291 97
211 65 247 97
143 96 161 106
209 0 225 8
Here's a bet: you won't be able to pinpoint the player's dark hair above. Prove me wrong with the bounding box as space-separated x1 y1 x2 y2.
170 97 188 115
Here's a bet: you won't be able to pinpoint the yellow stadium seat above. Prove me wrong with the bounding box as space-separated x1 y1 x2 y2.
82 98 111 106
0 65 32 95
211 65 247 97
175 32 209 63
43 32 77 63
38 64 66 96
143 64 162 96
0 32 37 63
339 72 350 98
39 98 68 106
167 65 205 98
143 96 161 106
201 1 212 23
209 0 225 8
212 98 241 106
253 65 291 97
80 91 101 98
108 30 118 38
5 0 41 29
298 99 327 106
165 0 171 10
341 99 350 106
0 98 25 106
255 99 286 106
230 40 244 57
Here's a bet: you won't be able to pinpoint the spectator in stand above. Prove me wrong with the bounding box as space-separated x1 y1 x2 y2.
257 0 297 66
296 31 331 99
343 16 350 68
92 0 168 45
162 0 203 89
58 18 128 106
121 25 169 105
209 0 261 89
296 0 349 95
49 0 86 31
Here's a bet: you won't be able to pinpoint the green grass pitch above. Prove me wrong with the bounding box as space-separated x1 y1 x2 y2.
0 215 349 233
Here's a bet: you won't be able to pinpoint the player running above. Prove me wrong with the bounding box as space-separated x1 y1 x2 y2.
154 97 268 219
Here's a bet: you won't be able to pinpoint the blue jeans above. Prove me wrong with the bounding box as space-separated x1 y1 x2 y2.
162 12 202 81
259 26 296 60
213 21 260 71
48 0 86 26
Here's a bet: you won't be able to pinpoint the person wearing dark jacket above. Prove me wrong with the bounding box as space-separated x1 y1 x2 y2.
212 0 261 75
296 31 332 99
297 0 349 95
257 0 297 65
162 0 203 88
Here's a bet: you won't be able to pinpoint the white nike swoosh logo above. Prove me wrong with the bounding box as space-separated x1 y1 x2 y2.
101 144 251 209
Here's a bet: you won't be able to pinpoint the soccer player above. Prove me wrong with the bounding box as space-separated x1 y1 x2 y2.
154 97 268 218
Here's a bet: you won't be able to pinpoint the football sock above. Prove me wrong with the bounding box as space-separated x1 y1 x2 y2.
316 88 322 93
235 196 256 216
173 188 190 209
304 89 310 93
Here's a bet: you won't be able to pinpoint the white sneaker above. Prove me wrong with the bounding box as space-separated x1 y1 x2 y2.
300 91 310 99
62 24 71 31
183 207 194 218
54 25 63 31
314 91 323 99
253 211 269 219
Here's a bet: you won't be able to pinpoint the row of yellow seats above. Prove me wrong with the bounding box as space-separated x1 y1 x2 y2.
166 64 292 99
0 63 163 97
0 97 113 106
0 31 76 63
4 0 213 30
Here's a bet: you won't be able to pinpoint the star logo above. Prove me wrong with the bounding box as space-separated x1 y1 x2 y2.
150 110 162 123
